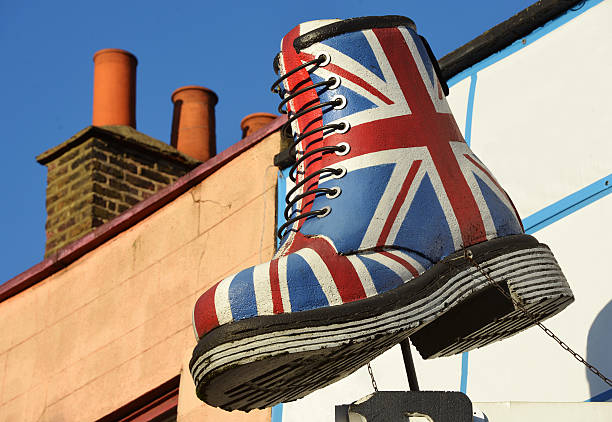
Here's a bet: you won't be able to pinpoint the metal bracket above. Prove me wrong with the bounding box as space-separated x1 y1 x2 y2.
335 391 473 422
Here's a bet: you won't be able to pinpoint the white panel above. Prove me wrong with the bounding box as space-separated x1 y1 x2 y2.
474 402 612 421
467 193 612 402
446 76 471 137
469 0 612 217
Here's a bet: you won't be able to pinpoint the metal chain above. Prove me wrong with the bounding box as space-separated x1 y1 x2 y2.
367 362 379 392
464 249 612 388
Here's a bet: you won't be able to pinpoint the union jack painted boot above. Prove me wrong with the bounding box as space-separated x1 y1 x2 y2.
190 16 574 411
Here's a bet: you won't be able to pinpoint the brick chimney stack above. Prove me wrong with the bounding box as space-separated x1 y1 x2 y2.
37 50 203 257
170 86 217 162
92 48 137 127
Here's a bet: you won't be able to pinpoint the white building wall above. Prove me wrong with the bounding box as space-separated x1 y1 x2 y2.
456 0 612 404
470 0 612 217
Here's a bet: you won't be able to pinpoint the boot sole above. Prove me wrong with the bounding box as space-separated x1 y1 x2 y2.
189 234 573 411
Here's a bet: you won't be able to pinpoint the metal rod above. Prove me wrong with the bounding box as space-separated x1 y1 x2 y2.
400 339 419 391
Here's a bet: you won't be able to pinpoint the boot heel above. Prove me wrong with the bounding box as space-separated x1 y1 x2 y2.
410 235 574 359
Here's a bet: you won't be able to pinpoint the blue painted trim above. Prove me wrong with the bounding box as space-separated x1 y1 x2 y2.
586 387 612 402
272 403 284 421
464 74 478 147
276 170 288 250
447 0 606 88
272 169 289 421
460 352 469 393
523 174 611 234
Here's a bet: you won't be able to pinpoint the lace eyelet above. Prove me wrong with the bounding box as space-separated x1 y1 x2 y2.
334 142 350 156
316 52 331 67
317 206 331 218
335 121 350 134
332 166 347 179
326 187 342 199
332 95 347 110
327 76 341 89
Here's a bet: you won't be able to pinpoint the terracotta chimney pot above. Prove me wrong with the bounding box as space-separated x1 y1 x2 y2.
92 48 137 127
240 112 277 138
171 86 218 162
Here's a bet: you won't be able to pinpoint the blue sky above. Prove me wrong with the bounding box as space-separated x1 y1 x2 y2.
0 0 536 283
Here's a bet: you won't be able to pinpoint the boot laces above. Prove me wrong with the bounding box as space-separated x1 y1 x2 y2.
271 53 350 239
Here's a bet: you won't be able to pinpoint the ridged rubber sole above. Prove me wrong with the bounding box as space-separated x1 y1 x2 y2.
189 234 573 411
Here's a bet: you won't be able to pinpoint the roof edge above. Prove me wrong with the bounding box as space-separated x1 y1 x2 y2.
36 125 201 167
1 115 286 303
439 0 586 81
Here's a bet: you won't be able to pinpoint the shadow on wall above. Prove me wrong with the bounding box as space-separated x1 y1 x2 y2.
587 298 612 401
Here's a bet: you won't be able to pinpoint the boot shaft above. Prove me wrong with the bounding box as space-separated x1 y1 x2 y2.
275 17 523 261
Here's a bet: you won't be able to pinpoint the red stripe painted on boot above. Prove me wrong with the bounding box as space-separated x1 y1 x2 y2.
269 259 284 314
380 251 419 278
193 282 220 338
310 237 367 303
281 28 326 231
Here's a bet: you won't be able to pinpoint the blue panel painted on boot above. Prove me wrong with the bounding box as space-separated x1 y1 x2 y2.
300 164 395 253
228 267 257 321
474 174 523 237
311 73 377 126
357 254 404 294
321 31 385 80
286 253 329 312
395 174 455 262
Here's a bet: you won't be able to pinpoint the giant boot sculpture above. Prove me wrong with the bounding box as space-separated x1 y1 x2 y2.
190 16 574 411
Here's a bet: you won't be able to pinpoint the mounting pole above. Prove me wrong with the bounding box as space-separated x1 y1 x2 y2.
400 339 419 391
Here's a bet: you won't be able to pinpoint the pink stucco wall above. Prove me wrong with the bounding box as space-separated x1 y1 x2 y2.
0 131 281 421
